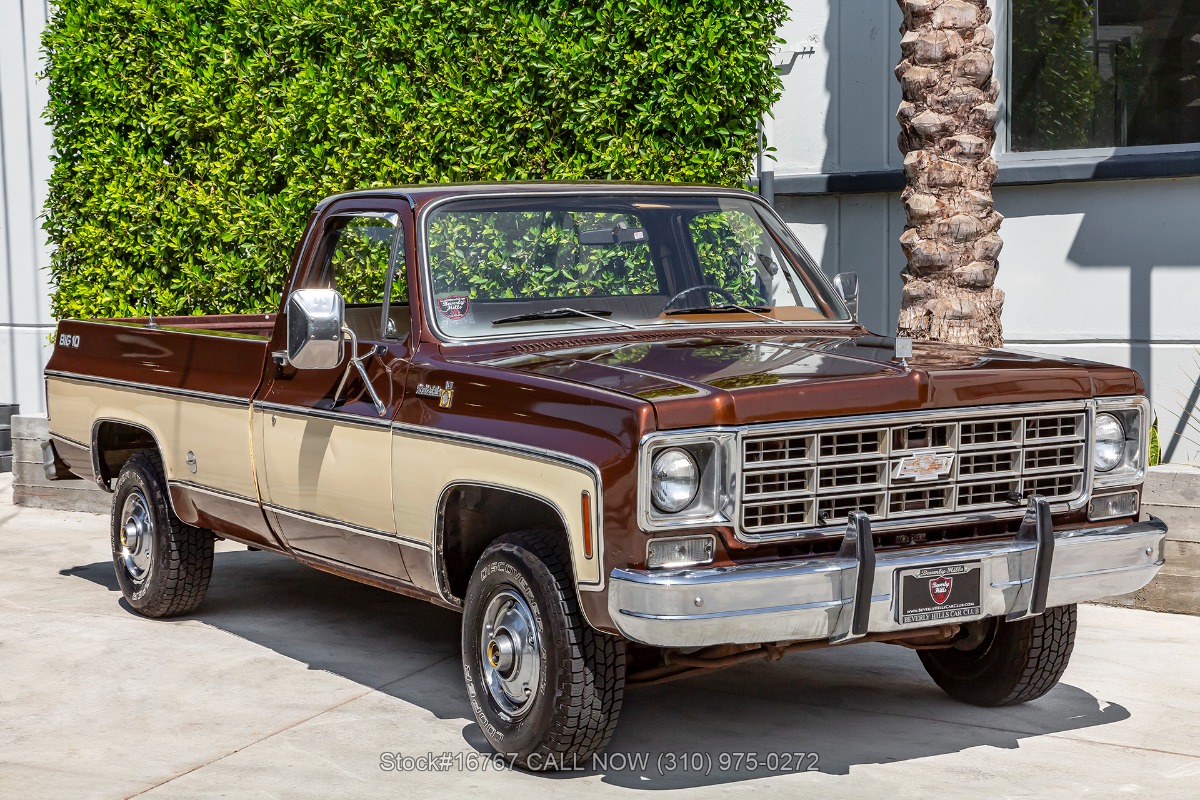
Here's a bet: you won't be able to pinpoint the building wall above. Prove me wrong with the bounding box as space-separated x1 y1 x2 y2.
0 0 54 416
773 0 1200 464
772 0 904 176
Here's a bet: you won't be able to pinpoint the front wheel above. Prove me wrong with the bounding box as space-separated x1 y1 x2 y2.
111 451 214 617
918 604 1078 706
462 530 625 771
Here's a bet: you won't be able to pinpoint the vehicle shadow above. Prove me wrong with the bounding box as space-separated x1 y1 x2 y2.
62 548 1131 790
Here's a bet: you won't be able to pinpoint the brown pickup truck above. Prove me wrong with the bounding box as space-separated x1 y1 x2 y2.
44 183 1165 770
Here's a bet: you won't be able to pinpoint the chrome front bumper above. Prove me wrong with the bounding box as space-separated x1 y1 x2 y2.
608 499 1167 648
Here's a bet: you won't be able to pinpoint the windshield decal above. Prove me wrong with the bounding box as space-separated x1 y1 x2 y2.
436 294 474 324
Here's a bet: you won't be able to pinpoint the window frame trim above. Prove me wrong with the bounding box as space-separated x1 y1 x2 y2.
309 211 405 342
993 0 1200 164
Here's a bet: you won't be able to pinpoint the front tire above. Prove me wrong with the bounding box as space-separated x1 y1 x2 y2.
111 451 214 618
462 530 625 771
918 604 1078 706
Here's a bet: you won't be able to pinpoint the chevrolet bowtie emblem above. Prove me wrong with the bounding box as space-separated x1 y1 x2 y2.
895 452 954 482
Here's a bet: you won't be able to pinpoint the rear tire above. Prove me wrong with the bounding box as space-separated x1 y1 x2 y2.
462 530 625 771
918 604 1078 706
111 451 214 618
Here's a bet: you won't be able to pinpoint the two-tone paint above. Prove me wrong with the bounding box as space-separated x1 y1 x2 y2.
44 183 1153 634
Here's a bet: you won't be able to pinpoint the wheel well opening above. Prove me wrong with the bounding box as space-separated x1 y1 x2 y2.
94 421 158 487
439 485 565 601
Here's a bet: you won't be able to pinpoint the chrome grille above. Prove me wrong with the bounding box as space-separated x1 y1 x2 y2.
743 498 812 530
958 449 1019 476
960 418 1020 447
890 485 953 516
819 430 886 460
817 462 885 491
744 467 813 498
744 433 812 466
740 405 1088 536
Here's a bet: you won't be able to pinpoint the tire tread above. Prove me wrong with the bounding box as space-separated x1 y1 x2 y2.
472 530 625 769
997 604 1077 705
919 604 1078 707
114 451 213 618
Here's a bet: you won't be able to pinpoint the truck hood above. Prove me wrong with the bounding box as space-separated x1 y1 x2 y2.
476 333 1140 429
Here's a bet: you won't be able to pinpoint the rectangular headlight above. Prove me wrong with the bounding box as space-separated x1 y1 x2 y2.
1092 397 1150 489
647 535 716 569
639 431 736 530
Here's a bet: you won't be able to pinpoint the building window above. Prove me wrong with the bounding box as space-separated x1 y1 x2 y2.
1010 0 1200 152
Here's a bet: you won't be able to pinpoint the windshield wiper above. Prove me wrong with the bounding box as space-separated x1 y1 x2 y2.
664 304 785 325
492 307 638 329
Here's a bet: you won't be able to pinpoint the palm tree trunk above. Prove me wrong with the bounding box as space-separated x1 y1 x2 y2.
895 0 1003 348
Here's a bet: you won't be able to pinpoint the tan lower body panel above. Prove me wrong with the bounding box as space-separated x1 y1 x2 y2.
391 429 602 589
254 409 397 537
47 377 256 499
48 377 601 594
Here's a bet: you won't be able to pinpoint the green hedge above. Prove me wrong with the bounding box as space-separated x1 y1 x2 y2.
43 0 787 318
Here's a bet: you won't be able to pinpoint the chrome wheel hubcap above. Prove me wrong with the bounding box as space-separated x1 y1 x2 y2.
119 490 154 582
480 588 540 718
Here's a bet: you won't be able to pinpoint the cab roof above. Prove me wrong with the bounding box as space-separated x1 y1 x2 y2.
316 180 761 213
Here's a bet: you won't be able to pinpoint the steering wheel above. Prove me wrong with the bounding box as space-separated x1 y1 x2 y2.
660 284 739 314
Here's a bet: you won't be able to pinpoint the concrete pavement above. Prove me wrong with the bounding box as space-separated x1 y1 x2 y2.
1 472 1198 799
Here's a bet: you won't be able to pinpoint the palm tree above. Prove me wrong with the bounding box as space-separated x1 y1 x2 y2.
894 0 1004 347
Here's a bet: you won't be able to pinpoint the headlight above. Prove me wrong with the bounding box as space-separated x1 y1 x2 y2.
651 448 699 513
1091 398 1150 489
640 432 736 529
1093 413 1125 472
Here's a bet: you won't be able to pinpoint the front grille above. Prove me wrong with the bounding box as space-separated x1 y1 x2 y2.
745 433 811 467
959 449 1019 476
819 430 886 460
740 405 1088 536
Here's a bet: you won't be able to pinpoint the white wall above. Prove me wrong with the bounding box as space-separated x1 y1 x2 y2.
778 191 906 334
998 178 1200 464
773 0 903 175
0 0 54 415
772 0 1200 464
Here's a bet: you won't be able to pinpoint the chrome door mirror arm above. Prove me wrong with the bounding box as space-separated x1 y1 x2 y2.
333 326 388 417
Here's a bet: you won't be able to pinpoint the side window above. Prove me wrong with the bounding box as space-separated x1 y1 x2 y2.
310 214 407 340
323 216 396 303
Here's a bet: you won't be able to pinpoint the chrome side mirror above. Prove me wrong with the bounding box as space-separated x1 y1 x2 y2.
833 272 859 321
286 288 345 370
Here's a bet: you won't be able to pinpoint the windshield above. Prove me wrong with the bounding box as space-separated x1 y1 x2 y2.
422 193 850 340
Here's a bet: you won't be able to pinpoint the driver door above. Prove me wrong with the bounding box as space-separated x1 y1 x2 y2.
254 202 413 579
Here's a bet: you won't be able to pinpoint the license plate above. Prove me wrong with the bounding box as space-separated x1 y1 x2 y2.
898 561 983 625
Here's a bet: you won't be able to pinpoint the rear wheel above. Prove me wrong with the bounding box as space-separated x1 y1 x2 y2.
111 451 214 617
462 530 625 771
918 604 1078 706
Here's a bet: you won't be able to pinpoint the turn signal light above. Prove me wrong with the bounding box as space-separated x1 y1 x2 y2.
647 535 715 569
1088 491 1139 521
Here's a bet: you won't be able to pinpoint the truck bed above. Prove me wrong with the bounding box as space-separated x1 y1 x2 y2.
43 315 273 508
